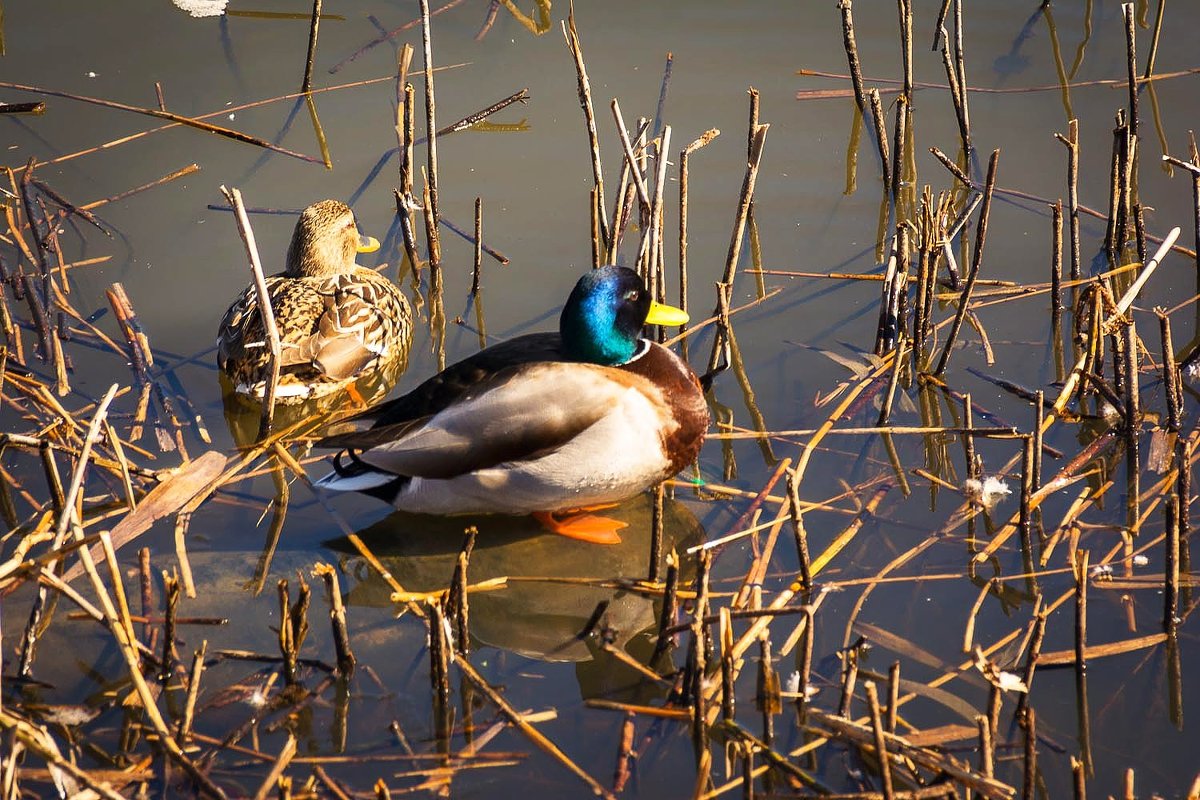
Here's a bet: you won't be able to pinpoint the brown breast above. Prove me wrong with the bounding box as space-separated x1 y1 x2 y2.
621 341 708 474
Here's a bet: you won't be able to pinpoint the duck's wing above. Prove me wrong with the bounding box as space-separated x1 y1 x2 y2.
327 361 629 479
220 272 408 381
287 271 409 381
216 277 284 370
335 332 565 431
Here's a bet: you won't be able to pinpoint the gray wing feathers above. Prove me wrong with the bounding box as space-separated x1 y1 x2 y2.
357 363 629 479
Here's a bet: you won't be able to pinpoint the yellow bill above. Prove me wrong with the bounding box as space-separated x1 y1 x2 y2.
645 300 689 326
357 233 381 253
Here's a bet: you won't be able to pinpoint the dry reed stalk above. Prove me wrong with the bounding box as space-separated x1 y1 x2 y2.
1141 0 1167 80
719 116 769 277
607 130 638 257
0 708 128 800
1106 115 1127 264
719 606 735 722
755 634 779 748
1164 493 1180 634
650 551 678 663
302 0 322 93
935 149 999 376
878 336 908 426
610 100 651 220
16 385 114 676
418 0 442 277
563 9 608 243
1021 707 1037 800
278 576 311 685
951 0 970 151
457 655 616 799
837 644 860 718
645 125 672 299
1016 612 1047 726
314 563 355 675
897 0 912 104
251 734 297 800
1051 200 1064 314
890 94 908 206
328 0 465 73
977 715 994 778
1123 4 1140 140
448 527 476 655
427 598 452 742
806 709 1014 799
868 89 891 193
1123 317 1141 530
1019 434 1036 570
864 681 895 800
1073 549 1093 776
0 81 320 164
179 640 207 742
269 445 423 615
437 87 529 136
221 185 280 439
159 569 180 685
92 533 228 799
396 89 422 280
471 196 483 296
882 661 900 735
836 0 868 117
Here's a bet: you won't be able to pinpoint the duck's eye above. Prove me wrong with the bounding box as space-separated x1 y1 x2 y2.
623 289 639 302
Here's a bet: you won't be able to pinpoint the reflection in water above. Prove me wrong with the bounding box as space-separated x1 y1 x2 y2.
333 494 705 700
218 354 404 448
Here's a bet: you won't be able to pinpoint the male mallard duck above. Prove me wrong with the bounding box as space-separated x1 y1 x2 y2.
315 265 708 543
217 199 412 401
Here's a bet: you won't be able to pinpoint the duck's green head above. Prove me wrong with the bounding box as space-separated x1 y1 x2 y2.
560 265 689 365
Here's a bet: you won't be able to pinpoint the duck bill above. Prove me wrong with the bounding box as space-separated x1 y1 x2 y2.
356 233 381 254
645 300 689 326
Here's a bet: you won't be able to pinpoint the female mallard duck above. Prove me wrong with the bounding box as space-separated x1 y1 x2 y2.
217 199 412 401
315 265 708 543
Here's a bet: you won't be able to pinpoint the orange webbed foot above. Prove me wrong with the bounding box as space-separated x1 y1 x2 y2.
533 509 627 544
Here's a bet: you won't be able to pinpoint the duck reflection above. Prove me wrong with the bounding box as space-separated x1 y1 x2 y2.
219 354 404 447
332 494 706 701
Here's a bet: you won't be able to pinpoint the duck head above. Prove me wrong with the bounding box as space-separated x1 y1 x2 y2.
284 199 380 279
559 265 689 366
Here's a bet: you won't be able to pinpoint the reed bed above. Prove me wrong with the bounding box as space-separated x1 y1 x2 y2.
0 2 1197 798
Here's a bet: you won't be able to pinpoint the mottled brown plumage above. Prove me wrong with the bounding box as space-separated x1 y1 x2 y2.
217 200 412 400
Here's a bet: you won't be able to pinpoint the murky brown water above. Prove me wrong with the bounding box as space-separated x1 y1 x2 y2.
3 0 1200 796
